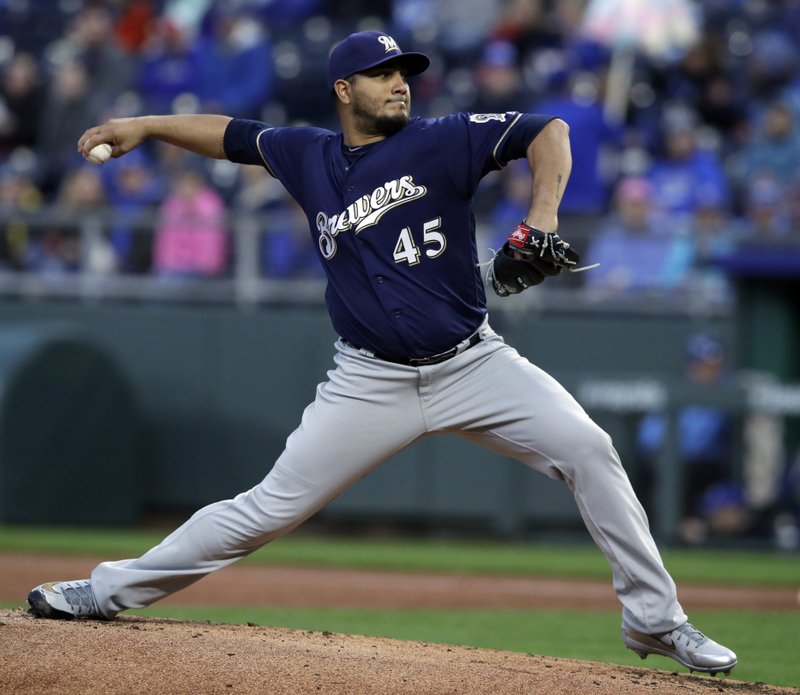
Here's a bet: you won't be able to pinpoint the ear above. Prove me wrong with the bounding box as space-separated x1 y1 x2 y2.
334 79 351 105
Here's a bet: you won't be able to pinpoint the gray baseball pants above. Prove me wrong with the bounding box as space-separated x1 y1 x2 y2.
92 321 687 634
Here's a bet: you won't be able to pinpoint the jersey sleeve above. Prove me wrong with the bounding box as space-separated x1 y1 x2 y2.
437 112 556 197
223 118 330 204
223 118 273 166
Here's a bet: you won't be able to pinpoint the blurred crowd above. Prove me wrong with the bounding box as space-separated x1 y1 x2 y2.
0 0 799 289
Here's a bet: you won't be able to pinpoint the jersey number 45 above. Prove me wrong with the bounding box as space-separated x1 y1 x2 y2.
393 218 446 265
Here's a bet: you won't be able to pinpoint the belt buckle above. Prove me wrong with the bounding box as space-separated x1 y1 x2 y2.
407 332 480 367
408 348 456 367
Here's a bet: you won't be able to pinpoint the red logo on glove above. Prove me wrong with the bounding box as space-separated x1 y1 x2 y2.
508 224 530 248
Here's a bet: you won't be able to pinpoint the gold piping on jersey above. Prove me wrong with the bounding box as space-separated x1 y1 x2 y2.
491 112 523 169
255 128 277 177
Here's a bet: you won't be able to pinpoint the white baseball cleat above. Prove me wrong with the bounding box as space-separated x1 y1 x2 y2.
622 622 737 675
28 579 104 620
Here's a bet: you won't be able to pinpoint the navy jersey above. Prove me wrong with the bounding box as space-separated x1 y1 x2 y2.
224 112 553 360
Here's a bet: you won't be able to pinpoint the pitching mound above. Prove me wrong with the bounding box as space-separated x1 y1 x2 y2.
1 609 793 695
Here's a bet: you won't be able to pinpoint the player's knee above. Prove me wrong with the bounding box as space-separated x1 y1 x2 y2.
223 484 307 541
564 420 617 466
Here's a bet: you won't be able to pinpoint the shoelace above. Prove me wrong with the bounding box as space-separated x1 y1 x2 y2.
61 583 97 616
669 623 709 647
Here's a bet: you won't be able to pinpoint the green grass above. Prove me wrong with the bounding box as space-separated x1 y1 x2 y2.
1 525 799 586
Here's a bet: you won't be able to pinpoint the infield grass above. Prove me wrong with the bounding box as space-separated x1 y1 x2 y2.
1 525 798 586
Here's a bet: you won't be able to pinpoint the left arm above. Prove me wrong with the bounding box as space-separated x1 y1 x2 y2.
523 118 572 234
486 117 580 297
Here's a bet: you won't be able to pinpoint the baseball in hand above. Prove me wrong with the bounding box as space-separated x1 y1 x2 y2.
86 143 113 165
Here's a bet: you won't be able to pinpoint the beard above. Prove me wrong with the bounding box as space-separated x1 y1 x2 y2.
351 94 409 137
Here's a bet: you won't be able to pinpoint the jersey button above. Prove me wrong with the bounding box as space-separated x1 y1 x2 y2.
348 185 354 192
376 275 384 283
392 310 401 318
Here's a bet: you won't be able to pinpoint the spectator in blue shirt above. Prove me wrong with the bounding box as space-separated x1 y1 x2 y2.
100 148 165 273
730 101 800 202
637 332 735 544
583 176 690 296
533 70 620 215
739 172 792 240
467 40 529 116
195 10 276 119
137 20 206 115
647 110 729 218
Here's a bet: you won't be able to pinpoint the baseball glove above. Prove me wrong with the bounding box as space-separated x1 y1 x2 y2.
487 221 580 297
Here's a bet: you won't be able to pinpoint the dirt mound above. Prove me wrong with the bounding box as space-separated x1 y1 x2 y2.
2 609 794 695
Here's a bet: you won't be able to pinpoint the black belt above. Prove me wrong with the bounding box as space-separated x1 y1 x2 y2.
344 331 482 367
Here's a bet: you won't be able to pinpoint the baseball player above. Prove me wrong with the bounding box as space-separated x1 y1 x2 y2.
28 31 736 675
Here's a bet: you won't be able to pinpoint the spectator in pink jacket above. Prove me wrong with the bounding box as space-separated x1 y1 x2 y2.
153 168 228 278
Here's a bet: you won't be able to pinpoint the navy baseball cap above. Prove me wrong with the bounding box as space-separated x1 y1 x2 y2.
685 332 724 364
327 31 430 91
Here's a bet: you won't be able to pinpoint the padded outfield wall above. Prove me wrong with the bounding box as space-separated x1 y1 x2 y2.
0 301 736 540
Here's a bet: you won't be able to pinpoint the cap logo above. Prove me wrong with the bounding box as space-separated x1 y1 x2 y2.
327 30 430 91
378 35 400 53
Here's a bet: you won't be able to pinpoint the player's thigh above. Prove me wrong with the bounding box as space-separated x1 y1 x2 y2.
260 350 426 507
457 343 613 474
